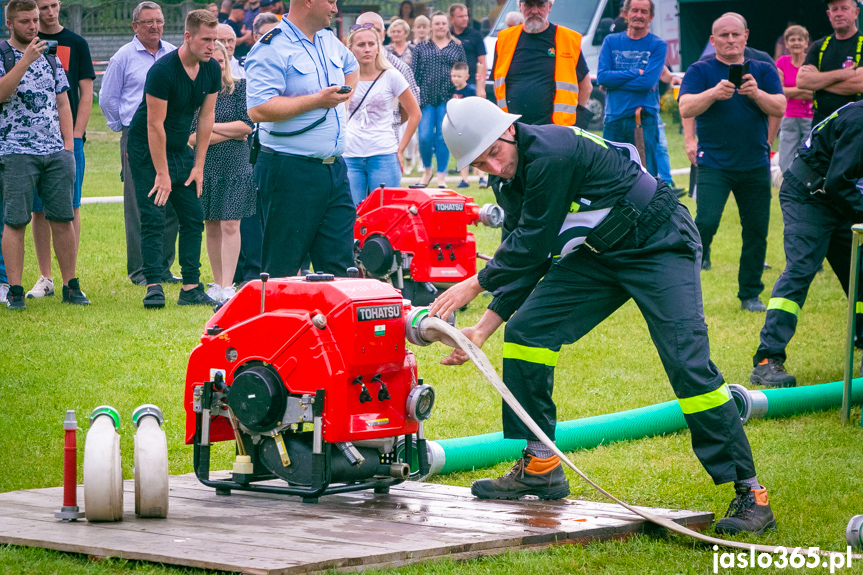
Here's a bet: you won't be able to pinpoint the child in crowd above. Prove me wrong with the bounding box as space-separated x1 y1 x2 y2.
449 62 485 189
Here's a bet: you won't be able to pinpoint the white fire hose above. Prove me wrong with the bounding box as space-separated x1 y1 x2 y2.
416 315 862 560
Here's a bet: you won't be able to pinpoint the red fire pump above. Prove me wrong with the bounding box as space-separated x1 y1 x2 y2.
354 187 503 306
184 272 443 502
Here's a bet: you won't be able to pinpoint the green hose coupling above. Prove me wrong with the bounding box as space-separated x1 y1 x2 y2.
132 404 164 428
405 307 456 346
90 405 121 430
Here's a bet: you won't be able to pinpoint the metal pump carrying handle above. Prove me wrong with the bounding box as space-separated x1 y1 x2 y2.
418 316 863 559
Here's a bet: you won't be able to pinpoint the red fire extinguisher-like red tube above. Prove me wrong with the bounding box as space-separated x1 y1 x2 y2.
55 410 85 522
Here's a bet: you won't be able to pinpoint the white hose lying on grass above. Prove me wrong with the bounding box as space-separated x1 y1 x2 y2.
420 316 862 559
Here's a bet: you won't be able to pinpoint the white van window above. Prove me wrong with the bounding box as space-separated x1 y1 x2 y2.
490 0 604 36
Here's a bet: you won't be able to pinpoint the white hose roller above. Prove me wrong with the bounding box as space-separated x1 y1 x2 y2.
132 404 169 519
83 406 124 522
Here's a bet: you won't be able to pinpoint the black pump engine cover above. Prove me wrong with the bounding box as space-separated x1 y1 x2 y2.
360 235 395 278
228 365 287 433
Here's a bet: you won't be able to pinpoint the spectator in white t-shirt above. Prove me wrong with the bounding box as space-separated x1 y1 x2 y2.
344 26 421 206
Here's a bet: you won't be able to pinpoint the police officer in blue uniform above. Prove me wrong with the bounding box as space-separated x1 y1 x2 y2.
245 0 358 277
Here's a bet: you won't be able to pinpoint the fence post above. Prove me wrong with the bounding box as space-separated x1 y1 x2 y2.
181 0 196 19
68 4 83 35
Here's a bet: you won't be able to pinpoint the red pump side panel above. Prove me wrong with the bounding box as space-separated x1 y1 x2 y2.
184 277 419 445
355 187 481 284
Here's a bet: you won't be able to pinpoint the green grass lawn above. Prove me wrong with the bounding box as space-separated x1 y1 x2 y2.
1 106 861 574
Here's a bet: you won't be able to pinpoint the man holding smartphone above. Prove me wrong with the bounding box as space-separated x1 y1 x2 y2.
0 0 88 310
245 0 358 278
678 13 785 312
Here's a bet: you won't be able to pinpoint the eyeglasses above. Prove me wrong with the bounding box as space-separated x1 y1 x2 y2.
350 23 377 32
136 19 165 26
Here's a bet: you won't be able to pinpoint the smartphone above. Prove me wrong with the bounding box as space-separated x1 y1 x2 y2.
728 61 750 89
43 40 58 56
336 85 352 94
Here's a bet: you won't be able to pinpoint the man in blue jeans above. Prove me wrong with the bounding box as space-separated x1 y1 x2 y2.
23 0 95 299
597 0 666 177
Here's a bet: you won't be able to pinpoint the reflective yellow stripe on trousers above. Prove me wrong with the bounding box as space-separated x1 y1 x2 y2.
502 342 559 367
678 384 732 415
768 297 800 315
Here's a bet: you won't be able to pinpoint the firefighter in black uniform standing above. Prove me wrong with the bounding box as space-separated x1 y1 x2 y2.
431 96 776 536
751 101 863 387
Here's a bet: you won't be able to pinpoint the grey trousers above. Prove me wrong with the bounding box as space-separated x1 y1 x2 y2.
121 127 178 284
778 116 812 175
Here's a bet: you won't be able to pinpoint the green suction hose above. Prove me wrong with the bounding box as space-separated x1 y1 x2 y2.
432 377 863 476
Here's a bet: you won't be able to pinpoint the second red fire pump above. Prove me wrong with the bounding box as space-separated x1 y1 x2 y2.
354 186 503 305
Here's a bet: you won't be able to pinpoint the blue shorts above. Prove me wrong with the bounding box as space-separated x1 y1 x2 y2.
33 137 84 212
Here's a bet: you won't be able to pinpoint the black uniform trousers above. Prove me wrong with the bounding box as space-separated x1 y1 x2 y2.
254 151 355 278
502 204 756 485
753 177 863 365
694 165 771 301
233 189 264 284
130 146 205 286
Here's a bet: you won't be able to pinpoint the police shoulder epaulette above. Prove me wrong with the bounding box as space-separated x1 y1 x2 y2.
260 28 282 44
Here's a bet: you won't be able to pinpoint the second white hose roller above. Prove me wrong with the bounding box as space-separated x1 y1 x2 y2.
132 404 169 518
83 406 124 522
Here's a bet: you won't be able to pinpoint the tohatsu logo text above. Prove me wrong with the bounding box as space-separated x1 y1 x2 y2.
357 305 402 322
434 202 464 211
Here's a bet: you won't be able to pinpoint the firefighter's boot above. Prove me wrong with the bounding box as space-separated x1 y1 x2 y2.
715 483 777 535
471 449 570 500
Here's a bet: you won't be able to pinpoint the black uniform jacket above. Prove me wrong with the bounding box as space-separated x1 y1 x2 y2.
476 122 678 321
793 101 863 215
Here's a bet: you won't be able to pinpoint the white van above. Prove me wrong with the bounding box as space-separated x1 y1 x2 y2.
483 0 680 128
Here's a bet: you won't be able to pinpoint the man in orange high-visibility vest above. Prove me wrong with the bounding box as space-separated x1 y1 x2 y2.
492 0 592 127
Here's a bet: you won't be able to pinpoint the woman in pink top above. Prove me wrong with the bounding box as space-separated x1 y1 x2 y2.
776 25 814 174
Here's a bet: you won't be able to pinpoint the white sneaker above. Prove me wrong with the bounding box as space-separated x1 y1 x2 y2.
26 276 54 298
221 285 236 301
206 284 223 301
0 283 9 304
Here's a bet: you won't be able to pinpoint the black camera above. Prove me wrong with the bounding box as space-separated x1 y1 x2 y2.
43 40 58 55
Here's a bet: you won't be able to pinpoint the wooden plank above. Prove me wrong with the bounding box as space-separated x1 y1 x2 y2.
0 474 714 575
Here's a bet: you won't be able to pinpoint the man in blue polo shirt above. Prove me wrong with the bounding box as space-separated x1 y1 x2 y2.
679 13 785 312
245 0 358 278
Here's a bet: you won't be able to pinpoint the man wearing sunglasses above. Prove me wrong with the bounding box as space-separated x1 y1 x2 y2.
430 96 777 537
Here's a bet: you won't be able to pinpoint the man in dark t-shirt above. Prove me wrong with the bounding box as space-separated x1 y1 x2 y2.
128 10 221 309
797 0 863 124
450 3 487 98
26 0 95 300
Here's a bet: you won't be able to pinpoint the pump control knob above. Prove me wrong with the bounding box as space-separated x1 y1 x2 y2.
378 383 391 401
359 385 373 404
347 267 359 278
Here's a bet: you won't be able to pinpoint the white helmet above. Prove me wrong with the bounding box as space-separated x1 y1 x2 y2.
442 97 521 171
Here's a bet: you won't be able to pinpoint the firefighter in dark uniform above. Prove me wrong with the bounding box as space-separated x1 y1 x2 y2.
751 101 863 387
431 97 776 535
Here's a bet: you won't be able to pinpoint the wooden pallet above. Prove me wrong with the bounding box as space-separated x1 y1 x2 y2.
0 473 714 574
